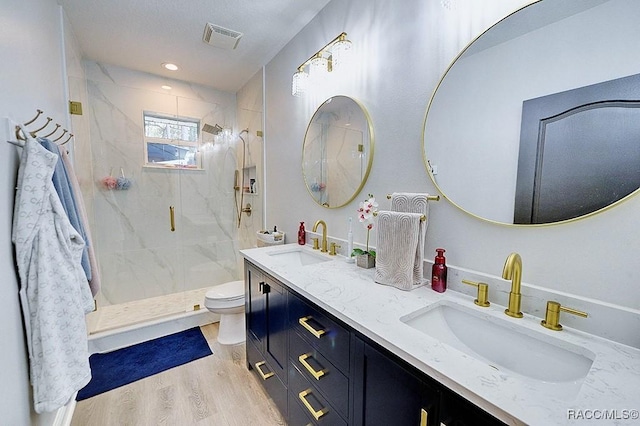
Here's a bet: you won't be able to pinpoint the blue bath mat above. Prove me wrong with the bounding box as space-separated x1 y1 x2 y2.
77 327 212 400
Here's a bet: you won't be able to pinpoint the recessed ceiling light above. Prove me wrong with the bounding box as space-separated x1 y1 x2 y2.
162 63 179 71
161 85 172 90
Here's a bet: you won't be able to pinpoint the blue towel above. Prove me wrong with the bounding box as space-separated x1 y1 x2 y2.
39 138 91 282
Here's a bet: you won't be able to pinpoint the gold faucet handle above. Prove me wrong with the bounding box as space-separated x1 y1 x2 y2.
461 279 490 307
541 301 588 331
311 237 320 250
329 242 341 256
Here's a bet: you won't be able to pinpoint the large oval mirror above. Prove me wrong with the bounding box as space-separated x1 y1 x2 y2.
423 0 640 225
303 96 374 208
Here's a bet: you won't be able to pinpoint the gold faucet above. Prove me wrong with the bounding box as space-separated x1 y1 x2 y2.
312 220 328 253
502 252 523 318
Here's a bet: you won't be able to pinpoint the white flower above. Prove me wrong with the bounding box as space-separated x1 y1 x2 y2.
357 195 378 228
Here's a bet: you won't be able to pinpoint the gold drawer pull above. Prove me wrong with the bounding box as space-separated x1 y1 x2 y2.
169 205 175 232
298 353 326 380
298 389 328 420
299 316 326 338
254 361 274 381
420 408 428 426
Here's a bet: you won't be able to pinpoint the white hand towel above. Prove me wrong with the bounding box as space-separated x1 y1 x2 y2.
391 193 430 285
374 211 425 291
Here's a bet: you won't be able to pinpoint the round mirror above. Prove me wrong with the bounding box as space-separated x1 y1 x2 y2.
303 96 374 208
423 0 640 225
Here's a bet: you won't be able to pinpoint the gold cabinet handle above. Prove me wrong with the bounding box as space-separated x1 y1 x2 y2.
169 206 175 232
298 353 326 380
254 361 274 380
420 408 428 426
299 316 326 338
298 389 328 420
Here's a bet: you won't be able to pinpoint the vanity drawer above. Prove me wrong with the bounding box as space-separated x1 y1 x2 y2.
289 293 350 373
246 338 288 419
288 391 316 426
289 363 348 426
290 330 349 419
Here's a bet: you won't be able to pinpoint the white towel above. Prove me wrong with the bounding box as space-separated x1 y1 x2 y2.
391 193 430 285
374 211 425 290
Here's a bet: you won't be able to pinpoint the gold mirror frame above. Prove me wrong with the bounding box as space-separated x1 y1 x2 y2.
302 95 375 208
422 0 640 227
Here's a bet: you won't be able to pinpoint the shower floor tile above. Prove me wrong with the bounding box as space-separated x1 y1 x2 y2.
87 287 210 334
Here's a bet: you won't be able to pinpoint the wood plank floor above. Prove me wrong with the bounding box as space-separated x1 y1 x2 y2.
72 323 286 425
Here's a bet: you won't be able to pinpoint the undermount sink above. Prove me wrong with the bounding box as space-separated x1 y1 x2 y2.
268 246 332 266
401 301 595 396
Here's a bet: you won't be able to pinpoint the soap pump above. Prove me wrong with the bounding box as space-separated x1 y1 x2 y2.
298 222 306 245
431 248 447 293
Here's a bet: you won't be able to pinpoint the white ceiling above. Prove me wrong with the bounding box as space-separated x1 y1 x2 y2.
58 0 331 93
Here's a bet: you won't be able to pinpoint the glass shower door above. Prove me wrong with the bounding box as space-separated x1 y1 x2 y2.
175 96 240 313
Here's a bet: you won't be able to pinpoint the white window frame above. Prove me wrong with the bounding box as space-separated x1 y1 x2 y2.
143 112 203 170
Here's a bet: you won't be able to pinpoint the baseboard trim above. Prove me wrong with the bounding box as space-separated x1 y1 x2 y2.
52 397 76 426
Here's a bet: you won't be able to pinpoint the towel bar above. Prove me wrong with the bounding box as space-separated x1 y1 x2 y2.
386 193 439 201
373 211 426 222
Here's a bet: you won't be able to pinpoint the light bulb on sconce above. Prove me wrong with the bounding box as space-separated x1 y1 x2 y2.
329 34 352 71
309 54 329 82
292 67 309 96
290 32 352 97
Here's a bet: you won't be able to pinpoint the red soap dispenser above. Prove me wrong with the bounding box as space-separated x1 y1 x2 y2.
298 222 306 245
431 248 447 293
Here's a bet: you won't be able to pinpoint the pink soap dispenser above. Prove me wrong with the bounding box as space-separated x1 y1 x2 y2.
431 248 447 293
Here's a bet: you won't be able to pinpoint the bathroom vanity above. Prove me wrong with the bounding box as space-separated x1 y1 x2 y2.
242 244 640 425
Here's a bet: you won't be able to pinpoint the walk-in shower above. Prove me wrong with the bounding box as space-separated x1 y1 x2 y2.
76 68 245 334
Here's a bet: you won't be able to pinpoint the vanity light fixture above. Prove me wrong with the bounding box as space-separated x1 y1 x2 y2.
291 32 352 97
162 62 179 71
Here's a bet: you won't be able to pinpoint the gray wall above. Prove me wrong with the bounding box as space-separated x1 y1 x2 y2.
263 0 640 317
0 1 69 423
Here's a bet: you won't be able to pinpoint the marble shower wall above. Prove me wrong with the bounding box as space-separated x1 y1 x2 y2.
82 62 240 307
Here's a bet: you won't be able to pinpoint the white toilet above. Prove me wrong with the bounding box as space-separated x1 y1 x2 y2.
204 280 245 345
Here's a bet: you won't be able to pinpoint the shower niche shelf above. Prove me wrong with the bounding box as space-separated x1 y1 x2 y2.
242 165 258 195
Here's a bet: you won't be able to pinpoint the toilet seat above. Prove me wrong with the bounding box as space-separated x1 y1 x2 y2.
204 280 245 310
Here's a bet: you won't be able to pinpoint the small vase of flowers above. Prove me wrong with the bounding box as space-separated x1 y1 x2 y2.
352 194 378 269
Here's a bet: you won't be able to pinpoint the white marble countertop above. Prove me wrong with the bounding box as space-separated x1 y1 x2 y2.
240 244 640 426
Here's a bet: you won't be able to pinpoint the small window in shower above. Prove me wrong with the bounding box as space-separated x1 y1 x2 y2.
143 112 203 170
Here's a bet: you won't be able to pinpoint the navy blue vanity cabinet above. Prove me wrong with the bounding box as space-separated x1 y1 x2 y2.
439 388 506 426
245 261 289 418
288 292 352 425
245 261 507 425
353 338 439 426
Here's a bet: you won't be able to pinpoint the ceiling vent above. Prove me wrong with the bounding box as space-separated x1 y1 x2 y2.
203 23 243 50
